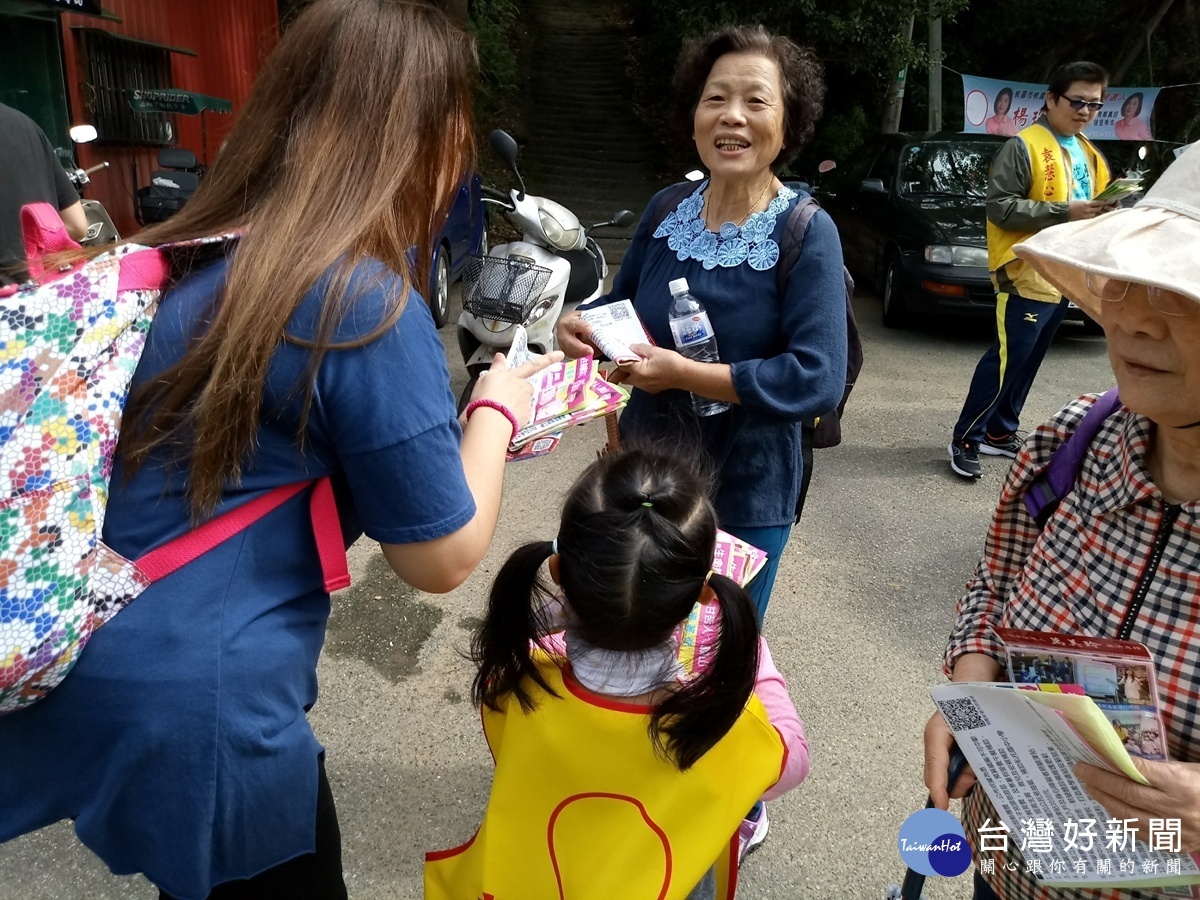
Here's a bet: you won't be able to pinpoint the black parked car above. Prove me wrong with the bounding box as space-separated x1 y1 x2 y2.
814 131 1092 329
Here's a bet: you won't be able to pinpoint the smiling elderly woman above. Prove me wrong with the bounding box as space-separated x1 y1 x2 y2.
557 25 848 627
924 144 1200 900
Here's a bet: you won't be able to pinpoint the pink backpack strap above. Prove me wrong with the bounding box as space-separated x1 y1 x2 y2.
21 202 81 280
17 202 170 292
117 233 240 293
117 248 170 292
136 477 351 593
309 478 352 591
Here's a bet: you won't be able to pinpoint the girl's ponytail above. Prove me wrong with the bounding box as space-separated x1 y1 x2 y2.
472 540 559 712
650 572 760 770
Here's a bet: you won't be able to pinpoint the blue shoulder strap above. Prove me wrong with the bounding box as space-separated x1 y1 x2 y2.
1023 388 1122 528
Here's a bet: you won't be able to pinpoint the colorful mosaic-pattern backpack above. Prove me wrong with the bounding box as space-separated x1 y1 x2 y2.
0 205 349 714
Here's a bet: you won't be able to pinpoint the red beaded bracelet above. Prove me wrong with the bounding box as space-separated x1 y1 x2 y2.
464 398 520 436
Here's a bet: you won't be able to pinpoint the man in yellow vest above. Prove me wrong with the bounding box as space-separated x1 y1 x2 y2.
948 61 1113 479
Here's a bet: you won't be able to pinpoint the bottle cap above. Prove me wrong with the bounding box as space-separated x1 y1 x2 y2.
668 277 690 297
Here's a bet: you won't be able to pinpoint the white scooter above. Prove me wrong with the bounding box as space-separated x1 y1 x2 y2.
64 125 119 247
455 130 634 408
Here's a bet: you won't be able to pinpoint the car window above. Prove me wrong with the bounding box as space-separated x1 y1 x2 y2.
898 142 998 198
868 143 900 187
840 142 881 188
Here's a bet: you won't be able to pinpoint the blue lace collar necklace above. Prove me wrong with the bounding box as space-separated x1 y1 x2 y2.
653 180 796 271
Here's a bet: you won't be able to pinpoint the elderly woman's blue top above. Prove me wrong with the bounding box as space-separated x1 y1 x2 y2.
587 181 849 527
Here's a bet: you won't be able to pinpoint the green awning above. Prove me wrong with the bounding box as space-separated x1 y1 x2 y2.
126 88 231 116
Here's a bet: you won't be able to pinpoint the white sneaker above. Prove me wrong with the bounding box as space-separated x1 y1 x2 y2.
736 803 769 862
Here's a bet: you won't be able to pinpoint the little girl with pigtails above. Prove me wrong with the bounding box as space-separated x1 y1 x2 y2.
425 446 810 900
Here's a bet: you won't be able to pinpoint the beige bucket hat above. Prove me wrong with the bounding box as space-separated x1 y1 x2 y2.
1014 144 1200 320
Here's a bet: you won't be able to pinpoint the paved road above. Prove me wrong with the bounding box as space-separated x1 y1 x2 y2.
0 282 1112 899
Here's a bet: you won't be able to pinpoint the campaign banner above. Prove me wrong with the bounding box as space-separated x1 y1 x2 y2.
962 74 1160 141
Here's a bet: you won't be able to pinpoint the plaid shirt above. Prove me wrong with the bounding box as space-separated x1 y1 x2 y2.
945 393 1200 900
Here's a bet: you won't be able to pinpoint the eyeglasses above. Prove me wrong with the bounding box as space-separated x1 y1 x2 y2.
1085 274 1200 317
1063 97 1104 112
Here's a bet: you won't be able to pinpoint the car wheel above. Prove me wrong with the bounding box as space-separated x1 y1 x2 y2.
430 246 451 328
881 251 908 329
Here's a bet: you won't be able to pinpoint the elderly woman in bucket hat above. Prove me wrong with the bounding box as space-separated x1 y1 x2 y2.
923 145 1200 900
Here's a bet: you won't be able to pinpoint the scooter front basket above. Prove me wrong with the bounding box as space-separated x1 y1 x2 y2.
461 254 553 325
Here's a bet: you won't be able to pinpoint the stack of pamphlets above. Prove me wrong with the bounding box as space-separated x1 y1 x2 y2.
675 531 768 678
503 325 630 461
578 299 654 364
1095 173 1145 203
930 628 1199 894
998 628 1169 760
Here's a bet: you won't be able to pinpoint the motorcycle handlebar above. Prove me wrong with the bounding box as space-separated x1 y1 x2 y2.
84 161 110 175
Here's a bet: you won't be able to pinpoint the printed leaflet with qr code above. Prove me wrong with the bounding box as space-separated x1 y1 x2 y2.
930 681 1200 891
578 300 654 365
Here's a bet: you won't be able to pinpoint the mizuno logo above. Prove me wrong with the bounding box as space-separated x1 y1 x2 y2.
1024 313 1039 323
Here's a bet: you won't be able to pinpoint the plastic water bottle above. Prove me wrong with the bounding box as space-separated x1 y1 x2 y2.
667 277 730 417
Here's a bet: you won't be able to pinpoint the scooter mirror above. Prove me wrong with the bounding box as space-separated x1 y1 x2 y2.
70 124 98 144
612 209 636 228
490 130 520 169
817 159 837 174
489 130 525 199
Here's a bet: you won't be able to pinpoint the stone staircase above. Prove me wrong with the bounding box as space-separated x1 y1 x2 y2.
520 0 662 263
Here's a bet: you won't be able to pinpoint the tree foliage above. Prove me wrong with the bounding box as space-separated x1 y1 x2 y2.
627 0 1200 177
629 0 968 174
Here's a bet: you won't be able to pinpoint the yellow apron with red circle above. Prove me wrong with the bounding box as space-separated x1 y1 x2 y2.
424 656 785 900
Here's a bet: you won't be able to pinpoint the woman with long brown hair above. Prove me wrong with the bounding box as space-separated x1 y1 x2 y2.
0 1 555 897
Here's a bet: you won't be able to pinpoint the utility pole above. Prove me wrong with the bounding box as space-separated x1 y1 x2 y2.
881 14 915 133
928 2 943 132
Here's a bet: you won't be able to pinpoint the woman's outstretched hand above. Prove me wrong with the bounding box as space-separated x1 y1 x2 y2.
468 350 564 431
390 348 565 594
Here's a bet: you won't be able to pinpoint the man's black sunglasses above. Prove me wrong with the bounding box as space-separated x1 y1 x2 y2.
1063 97 1104 112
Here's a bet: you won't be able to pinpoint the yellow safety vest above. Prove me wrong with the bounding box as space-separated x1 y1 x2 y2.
987 122 1111 301
425 655 786 900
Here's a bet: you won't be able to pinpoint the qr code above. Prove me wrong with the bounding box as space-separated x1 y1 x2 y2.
610 304 632 320
939 697 990 731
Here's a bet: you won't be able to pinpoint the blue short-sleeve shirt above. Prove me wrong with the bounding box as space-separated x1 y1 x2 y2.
0 252 474 898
